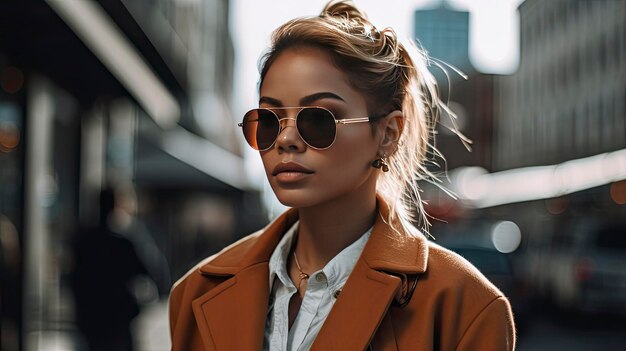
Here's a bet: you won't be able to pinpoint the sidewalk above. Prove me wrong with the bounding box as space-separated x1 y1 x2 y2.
36 298 171 351
133 299 171 351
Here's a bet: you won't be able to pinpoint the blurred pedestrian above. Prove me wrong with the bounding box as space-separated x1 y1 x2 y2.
169 1 515 350
0 214 20 350
70 187 149 351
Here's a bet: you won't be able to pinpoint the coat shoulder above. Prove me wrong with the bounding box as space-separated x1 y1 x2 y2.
425 240 504 299
398 241 516 350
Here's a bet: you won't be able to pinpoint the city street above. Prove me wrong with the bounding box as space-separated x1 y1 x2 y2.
134 300 171 351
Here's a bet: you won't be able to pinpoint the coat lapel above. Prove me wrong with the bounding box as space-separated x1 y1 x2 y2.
311 260 402 350
191 208 300 350
192 264 269 350
312 198 428 351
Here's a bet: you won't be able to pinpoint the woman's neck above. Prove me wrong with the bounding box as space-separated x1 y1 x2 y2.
293 189 378 273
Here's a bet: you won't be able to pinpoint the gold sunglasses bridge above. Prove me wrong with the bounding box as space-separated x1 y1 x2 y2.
277 116 298 129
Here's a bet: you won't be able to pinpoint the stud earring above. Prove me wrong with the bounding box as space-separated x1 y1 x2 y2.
371 153 389 172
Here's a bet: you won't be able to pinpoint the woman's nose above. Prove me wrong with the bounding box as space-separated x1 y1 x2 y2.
274 117 306 152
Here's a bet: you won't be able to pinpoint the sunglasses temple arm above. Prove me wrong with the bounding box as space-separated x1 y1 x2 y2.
337 117 371 124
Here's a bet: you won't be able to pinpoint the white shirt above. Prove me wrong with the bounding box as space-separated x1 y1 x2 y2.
263 221 372 351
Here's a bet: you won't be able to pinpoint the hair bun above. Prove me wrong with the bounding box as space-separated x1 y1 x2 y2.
321 0 369 23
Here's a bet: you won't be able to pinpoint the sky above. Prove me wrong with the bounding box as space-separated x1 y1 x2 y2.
229 0 525 197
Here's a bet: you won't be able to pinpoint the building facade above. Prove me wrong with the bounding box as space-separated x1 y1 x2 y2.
414 2 472 75
490 0 626 311
414 1 495 174
495 0 626 170
0 1 264 350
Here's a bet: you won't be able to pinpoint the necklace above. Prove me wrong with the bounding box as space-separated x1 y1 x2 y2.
293 251 310 288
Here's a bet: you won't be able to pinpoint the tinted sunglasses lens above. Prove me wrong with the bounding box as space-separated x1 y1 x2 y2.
297 108 336 149
242 109 279 150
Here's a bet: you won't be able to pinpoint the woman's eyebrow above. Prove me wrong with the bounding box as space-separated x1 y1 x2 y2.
259 96 282 106
300 92 345 106
259 92 345 107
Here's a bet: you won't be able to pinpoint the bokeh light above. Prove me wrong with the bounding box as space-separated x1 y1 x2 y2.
1 66 24 94
0 121 20 153
491 220 521 253
610 181 626 205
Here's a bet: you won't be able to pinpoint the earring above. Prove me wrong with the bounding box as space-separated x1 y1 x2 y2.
372 153 389 172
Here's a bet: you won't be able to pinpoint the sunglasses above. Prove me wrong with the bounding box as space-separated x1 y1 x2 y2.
238 106 372 151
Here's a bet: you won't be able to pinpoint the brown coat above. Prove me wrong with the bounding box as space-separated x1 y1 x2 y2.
169 200 516 350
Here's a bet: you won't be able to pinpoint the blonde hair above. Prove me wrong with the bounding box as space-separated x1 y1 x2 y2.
259 0 445 236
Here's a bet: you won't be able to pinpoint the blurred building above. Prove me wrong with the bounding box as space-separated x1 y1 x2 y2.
495 0 626 170
490 0 626 241
488 0 626 314
414 1 495 173
414 1 498 221
414 1 472 74
0 1 265 350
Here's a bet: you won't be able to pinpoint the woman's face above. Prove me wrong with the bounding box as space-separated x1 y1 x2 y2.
259 46 381 208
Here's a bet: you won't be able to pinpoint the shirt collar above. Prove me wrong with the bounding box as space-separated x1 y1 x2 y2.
268 221 372 292
268 220 298 290
322 227 371 287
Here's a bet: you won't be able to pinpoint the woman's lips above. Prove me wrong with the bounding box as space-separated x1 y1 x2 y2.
272 162 314 183
275 171 313 183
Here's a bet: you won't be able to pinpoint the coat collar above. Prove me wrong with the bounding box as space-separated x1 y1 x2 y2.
360 196 428 274
199 196 428 276
193 196 429 350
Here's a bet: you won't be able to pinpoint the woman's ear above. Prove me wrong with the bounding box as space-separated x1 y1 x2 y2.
377 110 404 153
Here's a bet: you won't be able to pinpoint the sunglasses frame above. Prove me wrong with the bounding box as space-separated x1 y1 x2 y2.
238 106 372 151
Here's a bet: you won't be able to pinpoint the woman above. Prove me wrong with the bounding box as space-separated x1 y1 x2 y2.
169 1 516 350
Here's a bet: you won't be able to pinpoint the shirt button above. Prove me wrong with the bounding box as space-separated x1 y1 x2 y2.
315 273 325 282
333 289 342 299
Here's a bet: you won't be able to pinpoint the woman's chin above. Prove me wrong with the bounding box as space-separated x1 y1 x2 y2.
272 190 327 209
274 195 315 209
